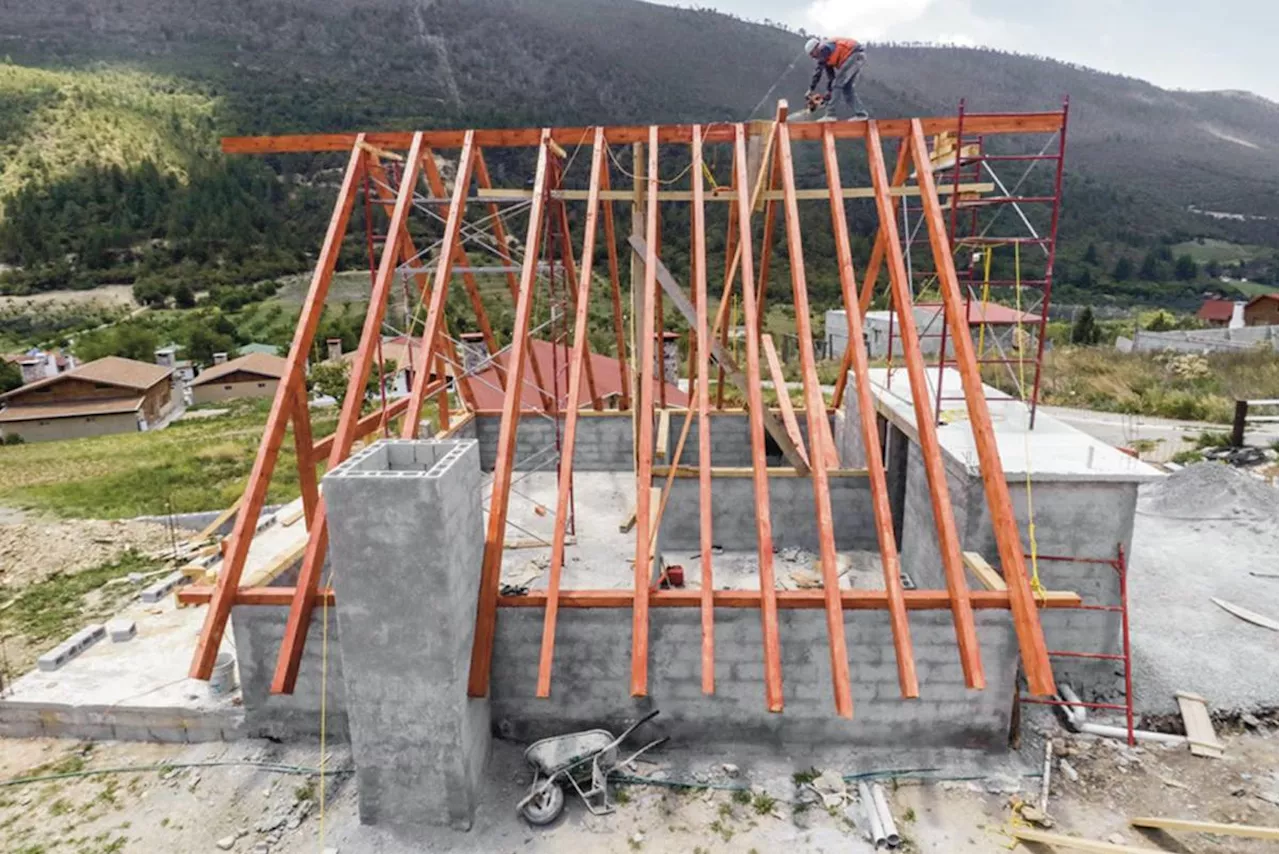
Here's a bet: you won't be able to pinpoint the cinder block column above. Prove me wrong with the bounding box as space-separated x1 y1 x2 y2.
324 439 489 831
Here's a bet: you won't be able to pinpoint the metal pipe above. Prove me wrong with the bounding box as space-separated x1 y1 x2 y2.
871 782 901 848
858 781 887 849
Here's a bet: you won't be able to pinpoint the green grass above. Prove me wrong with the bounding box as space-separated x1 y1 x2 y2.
0 398 336 518
1227 280 1279 298
1170 239 1274 265
0 550 161 644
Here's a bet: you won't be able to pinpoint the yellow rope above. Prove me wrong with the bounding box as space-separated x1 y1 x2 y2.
1013 241 1044 599
976 247 993 356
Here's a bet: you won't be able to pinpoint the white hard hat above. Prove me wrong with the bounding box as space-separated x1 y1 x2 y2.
805 36 822 56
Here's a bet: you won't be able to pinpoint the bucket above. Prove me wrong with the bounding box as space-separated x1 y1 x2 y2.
209 652 238 696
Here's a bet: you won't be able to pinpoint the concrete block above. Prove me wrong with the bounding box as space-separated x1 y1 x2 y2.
37 623 106 671
140 571 187 603
106 619 137 642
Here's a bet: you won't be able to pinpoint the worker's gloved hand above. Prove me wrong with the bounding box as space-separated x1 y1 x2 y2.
804 91 824 112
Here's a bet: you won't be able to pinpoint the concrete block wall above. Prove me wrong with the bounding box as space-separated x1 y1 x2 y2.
472 414 634 472
664 411 828 468
231 604 348 741
657 475 878 552
491 606 1020 749
895 441 1132 693
323 439 489 831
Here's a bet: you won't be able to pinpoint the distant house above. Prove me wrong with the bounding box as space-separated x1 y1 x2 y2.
188 353 287 404
3 348 76 385
1244 293 1279 327
0 356 173 443
826 302 1042 360
1195 298 1238 328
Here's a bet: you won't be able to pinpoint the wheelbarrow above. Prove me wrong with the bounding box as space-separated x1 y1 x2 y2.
516 709 667 825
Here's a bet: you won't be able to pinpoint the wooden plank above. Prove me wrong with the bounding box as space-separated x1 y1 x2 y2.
220 113 1065 153
1175 691 1224 757
188 137 367 681
1129 816 1278 840
627 235 809 475
1211 597 1280 631
310 396 411 462
907 119 1053 696
289 380 319 528
618 506 637 533
535 128 606 698
191 497 242 544
962 552 1008 591
630 126 662 698
550 178 602 410
654 408 670 460
472 182 994 202
179 585 1081 610
242 541 308 588
598 154 631 409
821 126 918 700
775 120 852 718
466 131 552 698
472 149 522 300
732 122 784 713
270 132 433 694
691 124 715 696
652 465 867 478
761 334 809 467
1012 828 1169 853
865 120 985 691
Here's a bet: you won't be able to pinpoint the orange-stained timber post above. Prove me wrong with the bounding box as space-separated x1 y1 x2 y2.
821 127 918 698
189 137 368 681
906 119 1054 696
466 131 553 698
535 128 606 697
864 120 985 690
271 131 431 694
774 120 853 719
690 125 716 695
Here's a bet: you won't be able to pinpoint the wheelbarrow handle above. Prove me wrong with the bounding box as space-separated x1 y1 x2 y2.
615 709 660 743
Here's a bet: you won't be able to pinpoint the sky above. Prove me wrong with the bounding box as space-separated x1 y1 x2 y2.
650 0 1280 100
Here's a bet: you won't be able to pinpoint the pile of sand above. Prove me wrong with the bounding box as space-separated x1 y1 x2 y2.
1138 462 1278 522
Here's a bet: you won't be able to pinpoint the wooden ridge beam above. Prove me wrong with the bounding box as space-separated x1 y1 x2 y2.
188 136 367 681
472 183 993 202
865 119 985 691
179 586 1083 610
466 130 552 698
220 112 1065 154
270 131 431 695
907 119 1053 696
535 128 606 698
775 118 853 718
821 125 918 700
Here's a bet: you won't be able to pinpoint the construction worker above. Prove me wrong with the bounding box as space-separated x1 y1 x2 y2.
804 35 868 120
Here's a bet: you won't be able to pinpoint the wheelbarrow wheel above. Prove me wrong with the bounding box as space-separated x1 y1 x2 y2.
520 781 565 826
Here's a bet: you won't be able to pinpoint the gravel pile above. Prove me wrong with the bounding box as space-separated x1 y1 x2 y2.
1138 462 1278 522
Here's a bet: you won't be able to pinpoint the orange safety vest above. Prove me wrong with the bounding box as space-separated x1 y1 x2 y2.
826 38 860 68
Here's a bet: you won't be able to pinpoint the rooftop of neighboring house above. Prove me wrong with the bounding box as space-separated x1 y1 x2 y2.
190 353 288 387
1196 298 1237 322
1245 293 1278 309
0 356 172 402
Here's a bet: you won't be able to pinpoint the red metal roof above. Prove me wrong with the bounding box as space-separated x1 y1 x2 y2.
914 302 1042 325
1196 298 1236 321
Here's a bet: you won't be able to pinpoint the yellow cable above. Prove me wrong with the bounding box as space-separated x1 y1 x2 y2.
1013 241 1044 598
976 247 993 356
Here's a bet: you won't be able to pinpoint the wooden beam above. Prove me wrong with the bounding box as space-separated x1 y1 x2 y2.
962 551 1007 591
652 465 867 478
598 154 631 410
691 124 715 695
535 128 606 698
866 120 985 691
467 131 552 698
472 149 522 301
472 183 993 202
311 396 412 463
289 380 319 528
190 496 242 544
761 334 809 467
549 173 602 410
188 137 367 681
219 112 1065 153
1129 817 1279 841
821 126 918 700
907 119 1053 696
733 122 784 713
630 126 661 698
775 119 853 718
627 234 809 475
270 132 431 694
178 585 1082 610
1012 828 1172 852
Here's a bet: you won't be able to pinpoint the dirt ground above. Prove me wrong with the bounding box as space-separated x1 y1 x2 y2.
0 724 1275 854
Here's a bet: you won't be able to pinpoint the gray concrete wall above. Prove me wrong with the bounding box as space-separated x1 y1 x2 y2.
323 439 490 831
897 441 1132 694
491 606 1020 749
231 604 348 741
473 413 634 472
664 411 828 468
656 474 877 552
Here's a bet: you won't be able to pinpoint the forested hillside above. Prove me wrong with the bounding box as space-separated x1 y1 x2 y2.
0 0 1275 313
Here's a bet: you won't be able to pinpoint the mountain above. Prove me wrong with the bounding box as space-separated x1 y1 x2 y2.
0 0 1276 309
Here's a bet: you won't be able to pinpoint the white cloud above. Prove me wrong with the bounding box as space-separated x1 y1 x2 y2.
804 0 933 39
